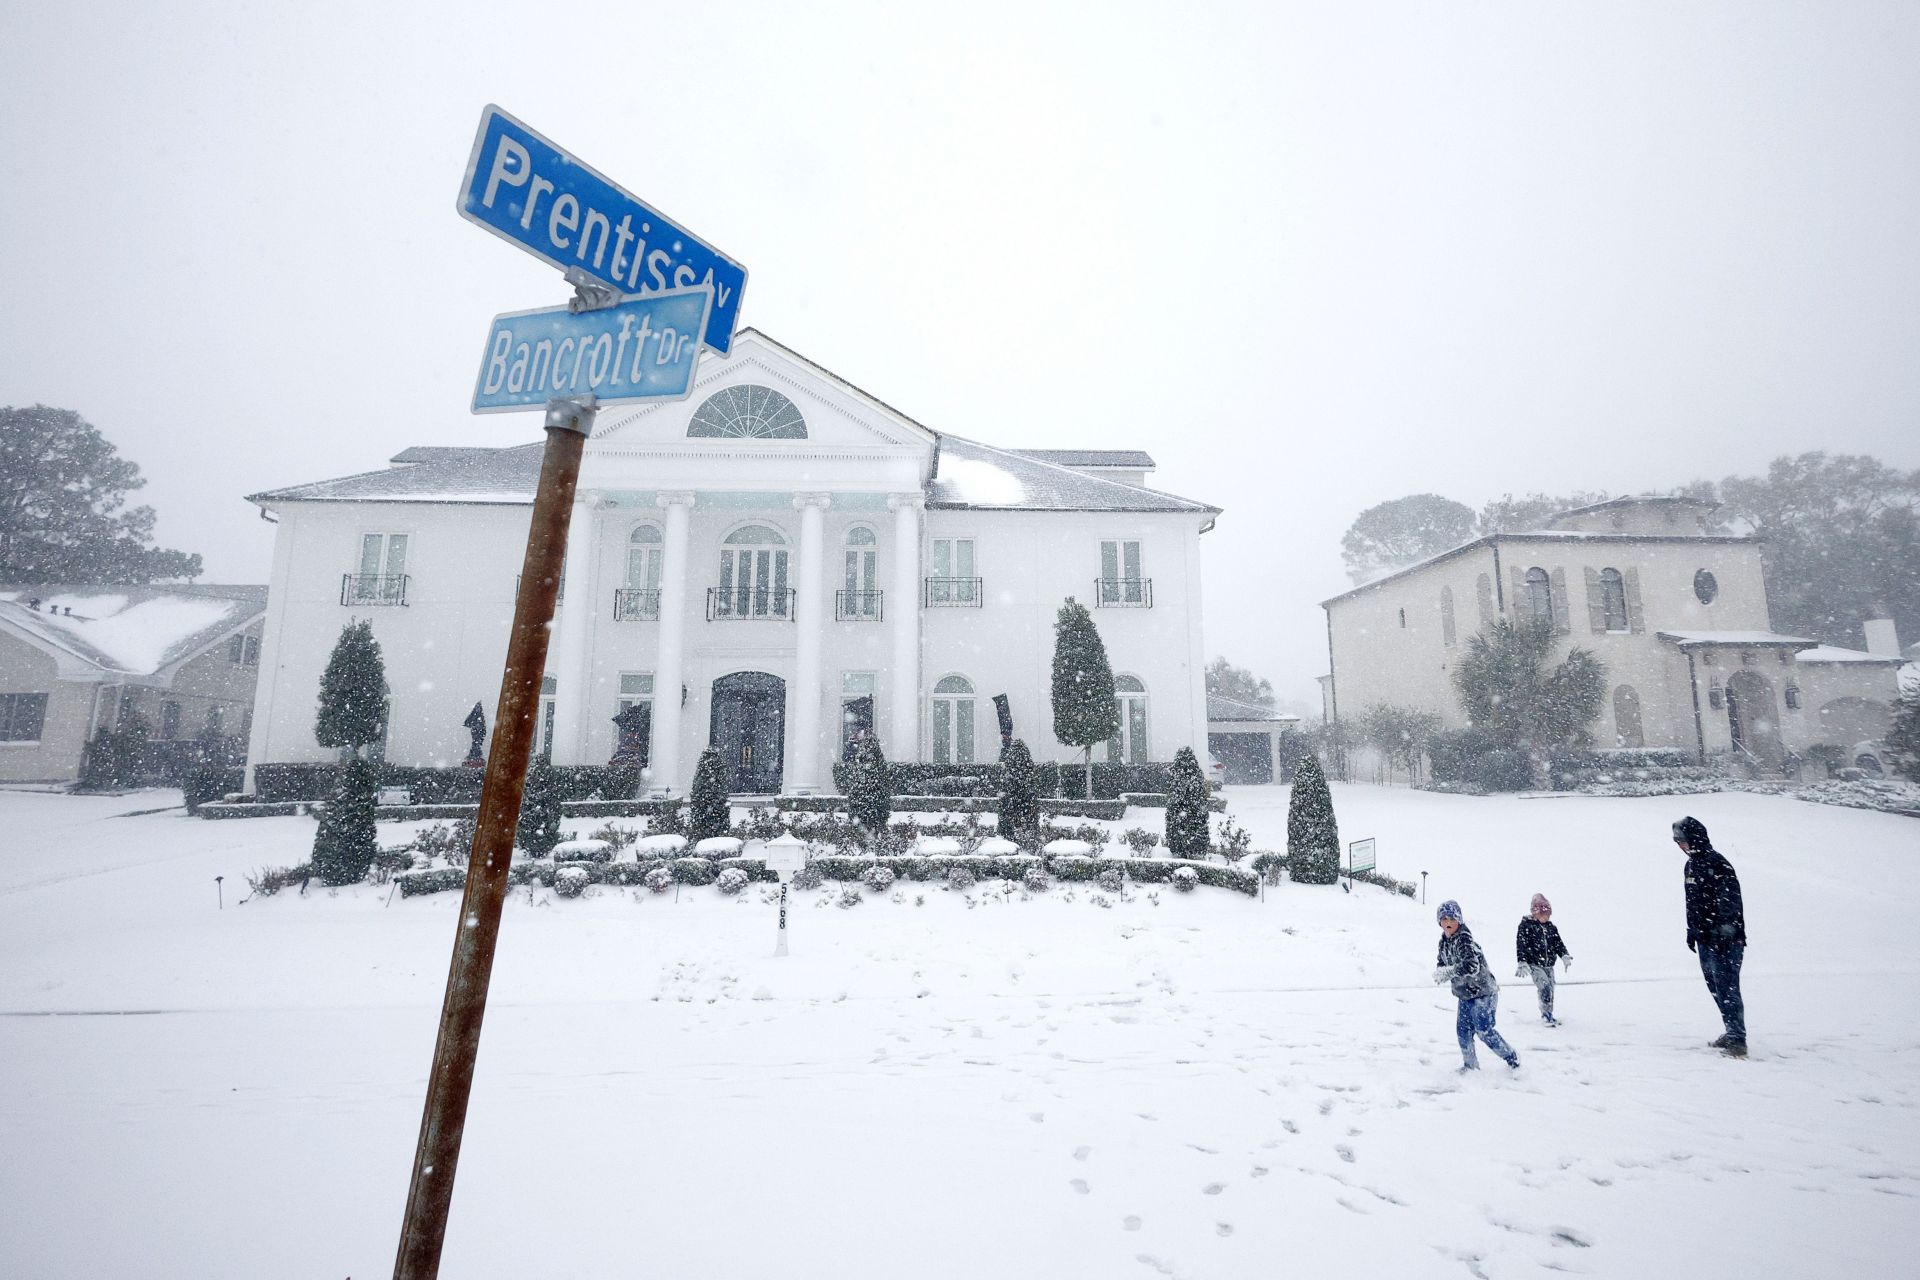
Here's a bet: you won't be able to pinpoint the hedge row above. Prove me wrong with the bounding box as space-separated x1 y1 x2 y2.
829 761 1179 800
254 763 646 804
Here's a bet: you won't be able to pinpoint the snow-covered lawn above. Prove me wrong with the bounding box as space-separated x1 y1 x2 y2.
2 785 1916 1278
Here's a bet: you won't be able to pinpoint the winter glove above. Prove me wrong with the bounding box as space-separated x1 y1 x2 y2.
1432 965 1456 986
1515 964 1528 978
1561 956 1572 973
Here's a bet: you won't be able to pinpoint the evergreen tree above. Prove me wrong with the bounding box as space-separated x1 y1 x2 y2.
315 620 390 757
312 755 378 886
1051 598 1120 798
848 735 894 833
688 747 731 842
77 712 151 791
1164 746 1211 857
516 755 564 857
1888 688 1920 784
1452 619 1605 750
997 738 1039 842
1287 754 1341 885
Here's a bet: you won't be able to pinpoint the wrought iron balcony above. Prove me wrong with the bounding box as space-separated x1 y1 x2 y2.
341 574 408 606
614 588 661 621
708 587 796 621
836 590 884 621
924 576 983 607
1094 578 1153 608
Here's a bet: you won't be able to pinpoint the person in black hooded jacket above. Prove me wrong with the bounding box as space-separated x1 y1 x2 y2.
1674 815 1748 1057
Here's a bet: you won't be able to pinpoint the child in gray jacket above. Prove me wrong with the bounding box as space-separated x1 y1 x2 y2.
1434 900 1520 1072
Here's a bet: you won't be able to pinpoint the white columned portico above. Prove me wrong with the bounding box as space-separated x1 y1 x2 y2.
548 494 599 764
651 492 697 794
887 493 923 761
787 493 832 793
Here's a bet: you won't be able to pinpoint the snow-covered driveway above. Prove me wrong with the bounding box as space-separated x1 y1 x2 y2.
2 786 1915 1277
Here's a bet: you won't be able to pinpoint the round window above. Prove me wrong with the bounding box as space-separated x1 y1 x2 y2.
1693 570 1719 604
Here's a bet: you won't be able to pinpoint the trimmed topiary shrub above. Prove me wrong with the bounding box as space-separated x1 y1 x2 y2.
1022 865 1051 893
862 864 897 893
998 738 1039 842
1172 865 1199 892
717 867 750 895
516 755 564 857
672 856 717 886
554 867 591 898
947 866 976 891
1287 754 1340 884
1164 747 1210 857
688 748 730 843
1097 866 1125 893
312 755 379 886
644 866 673 894
848 736 894 833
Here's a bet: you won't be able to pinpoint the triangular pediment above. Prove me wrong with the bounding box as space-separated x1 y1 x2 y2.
588 331 938 458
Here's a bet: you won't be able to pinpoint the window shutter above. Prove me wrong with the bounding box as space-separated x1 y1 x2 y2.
1508 566 1526 620
1550 567 1571 635
1583 567 1607 633
1476 573 1494 627
1624 567 1646 634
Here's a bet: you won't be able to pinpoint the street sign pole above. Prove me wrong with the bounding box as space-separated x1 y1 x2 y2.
392 392 594 1280
775 881 790 957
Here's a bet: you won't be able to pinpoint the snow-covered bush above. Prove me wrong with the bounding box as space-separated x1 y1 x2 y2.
672 857 717 886
398 868 466 897
1172 866 1199 893
245 863 311 898
716 867 750 896
644 866 673 894
552 838 613 863
588 821 639 853
792 864 825 891
946 866 977 891
1097 866 1125 894
836 885 863 908
1119 827 1160 856
863 865 896 893
1795 778 1920 817
1022 865 1051 893
1211 817 1252 862
554 867 591 898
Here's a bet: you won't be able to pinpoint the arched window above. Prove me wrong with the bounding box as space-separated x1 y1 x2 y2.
627 524 663 586
1107 675 1149 765
842 526 879 619
1440 587 1457 646
931 675 976 764
1525 567 1553 627
1598 568 1628 631
1475 572 1495 626
1613 685 1644 748
687 384 808 438
718 524 790 618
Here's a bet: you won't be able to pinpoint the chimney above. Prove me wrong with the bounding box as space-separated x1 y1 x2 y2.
1864 619 1900 657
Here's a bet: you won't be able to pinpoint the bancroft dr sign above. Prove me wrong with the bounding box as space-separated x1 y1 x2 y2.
458 104 748 355
472 287 712 412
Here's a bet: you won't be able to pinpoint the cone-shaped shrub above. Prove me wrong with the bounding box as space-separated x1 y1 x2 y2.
998 738 1039 842
1051 599 1119 798
312 755 379 886
315 620 390 755
1164 746 1211 857
516 755 564 857
688 747 731 842
849 735 894 833
1287 754 1341 884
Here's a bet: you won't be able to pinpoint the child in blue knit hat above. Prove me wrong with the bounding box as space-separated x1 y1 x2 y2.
1433 899 1520 1072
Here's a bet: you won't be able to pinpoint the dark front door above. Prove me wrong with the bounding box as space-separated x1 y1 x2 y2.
711 672 785 794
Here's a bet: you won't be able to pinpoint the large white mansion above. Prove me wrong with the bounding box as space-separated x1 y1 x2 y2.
242 332 1219 795
1322 496 1907 772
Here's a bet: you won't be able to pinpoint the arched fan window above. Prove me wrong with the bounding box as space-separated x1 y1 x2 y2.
687 384 807 438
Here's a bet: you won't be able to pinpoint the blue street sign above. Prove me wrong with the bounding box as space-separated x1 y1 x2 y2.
471 287 712 413
457 105 748 355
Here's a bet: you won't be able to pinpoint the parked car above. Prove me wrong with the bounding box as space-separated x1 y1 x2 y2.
1203 751 1228 790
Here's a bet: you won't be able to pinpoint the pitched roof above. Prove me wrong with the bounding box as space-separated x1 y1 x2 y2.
1206 694 1300 724
1794 644 1906 666
1657 629 1817 650
249 443 546 505
1009 449 1155 470
930 436 1214 515
0 584 267 677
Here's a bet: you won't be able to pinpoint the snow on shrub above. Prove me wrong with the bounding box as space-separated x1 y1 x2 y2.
552 838 613 863
717 867 750 896
836 885 863 908
1043 838 1093 856
644 866 673 894
1172 866 1199 892
695 836 744 858
672 857 717 886
792 864 825 891
554 867 591 898
1097 866 1125 894
1022 865 1051 892
637 833 688 857
863 865 897 893
947 866 976 891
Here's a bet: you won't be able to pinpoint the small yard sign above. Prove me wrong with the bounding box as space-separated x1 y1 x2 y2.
1348 837 1377 876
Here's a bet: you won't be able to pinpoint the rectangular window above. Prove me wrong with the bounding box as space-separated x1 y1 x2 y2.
1098 539 1146 606
160 701 181 740
929 538 977 605
0 692 49 743
840 672 876 760
349 533 410 605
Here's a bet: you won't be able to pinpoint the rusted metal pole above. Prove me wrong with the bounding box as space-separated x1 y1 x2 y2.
393 405 590 1280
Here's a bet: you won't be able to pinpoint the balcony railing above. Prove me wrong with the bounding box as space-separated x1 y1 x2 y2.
924 576 982 607
836 590 884 621
614 588 661 621
1094 578 1153 608
341 574 408 606
708 587 795 621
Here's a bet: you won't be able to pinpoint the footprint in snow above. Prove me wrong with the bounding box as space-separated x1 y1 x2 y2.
1070 1178 1090 1195
1073 1145 1092 1161
1122 1215 1143 1232
1215 1222 1234 1238
1336 1145 1356 1164
1202 1182 1225 1195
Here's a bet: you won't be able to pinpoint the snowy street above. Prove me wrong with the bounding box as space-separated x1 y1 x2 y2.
3 785 1916 1278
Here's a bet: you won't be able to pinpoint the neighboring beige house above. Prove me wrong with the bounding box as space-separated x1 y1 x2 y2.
0 585 268 784
1321 496 1907 775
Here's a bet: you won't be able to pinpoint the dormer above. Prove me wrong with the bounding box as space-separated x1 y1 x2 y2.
1545 495 1719 536
1010 449 1156 489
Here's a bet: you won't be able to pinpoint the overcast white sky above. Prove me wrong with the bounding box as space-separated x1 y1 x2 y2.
3 1 1916 705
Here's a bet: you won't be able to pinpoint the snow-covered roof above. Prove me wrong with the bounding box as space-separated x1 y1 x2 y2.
1010 449 1155 470
250 443 546 506
1206 694 1300 725
1794 644 1907 666
1657 630 1817 650
930 435 1213 515
1546 494 1719 524
0 584 267 678
1322 530 1759 606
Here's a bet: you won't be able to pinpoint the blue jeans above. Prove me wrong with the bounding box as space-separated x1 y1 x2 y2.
1456 993 1518 1068
1698 942 1746 1043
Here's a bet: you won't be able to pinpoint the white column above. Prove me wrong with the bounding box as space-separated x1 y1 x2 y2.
651 492 697 795
887 493 923 761
787 493 832 793
547 494 597 764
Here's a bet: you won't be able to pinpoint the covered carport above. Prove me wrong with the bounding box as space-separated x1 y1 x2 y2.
1205 694 1301 784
